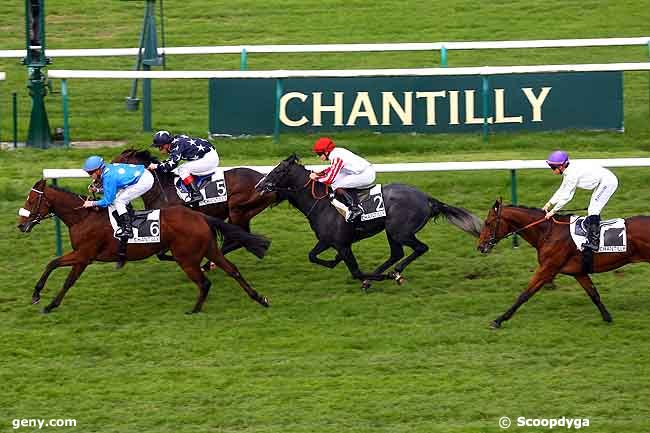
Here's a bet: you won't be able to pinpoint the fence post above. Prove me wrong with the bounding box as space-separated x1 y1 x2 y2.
52 178 63 256
273 78 283 143
12 92 18 148
482 75 490 142
240 48 248 70
143 65 152 131
510 169 519 248
61 79 70 146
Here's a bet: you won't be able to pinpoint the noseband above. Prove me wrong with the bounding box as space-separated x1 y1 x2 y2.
20 187 54 225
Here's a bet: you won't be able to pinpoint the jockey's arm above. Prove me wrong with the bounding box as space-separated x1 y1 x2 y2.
157 147 182 173
94 176 117 208
549 175 578 213
317 158 343 185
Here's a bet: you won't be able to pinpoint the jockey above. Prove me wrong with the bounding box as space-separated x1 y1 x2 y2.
309 137 376 223
82 155 154 267
147 130 219 205
542 150 619 251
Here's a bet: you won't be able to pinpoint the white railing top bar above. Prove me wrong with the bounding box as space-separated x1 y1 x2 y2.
2 37 650 58
43 158 650 179
47 62 650 80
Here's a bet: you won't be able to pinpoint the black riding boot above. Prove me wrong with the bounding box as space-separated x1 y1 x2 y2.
583 215 601 251
115 213 133 269
336 188 363 223
186 180 204 205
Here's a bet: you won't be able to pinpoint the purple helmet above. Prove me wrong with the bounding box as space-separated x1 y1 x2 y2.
546 150 569 166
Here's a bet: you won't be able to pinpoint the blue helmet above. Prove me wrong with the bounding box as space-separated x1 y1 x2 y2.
83 155 105 172
152 130 173 147
546 150 569 167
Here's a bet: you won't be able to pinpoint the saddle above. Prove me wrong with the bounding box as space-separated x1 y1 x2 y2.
174 172 214 194
569 216 626 253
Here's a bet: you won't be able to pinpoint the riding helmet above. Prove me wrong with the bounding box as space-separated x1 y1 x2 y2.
83 155 105 173
313 137 336 154
546 150 569 167
152 130 173 147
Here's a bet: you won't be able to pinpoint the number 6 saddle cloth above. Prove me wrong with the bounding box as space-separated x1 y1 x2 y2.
108 209 161 244
330 184 386 222
569 215 627 253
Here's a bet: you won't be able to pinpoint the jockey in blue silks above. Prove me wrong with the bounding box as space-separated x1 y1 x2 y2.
82 155 154 268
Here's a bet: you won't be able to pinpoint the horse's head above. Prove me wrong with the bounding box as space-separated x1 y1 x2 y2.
112 148 159 165
255 153 301 194
477 198 508 254
17 179 53 233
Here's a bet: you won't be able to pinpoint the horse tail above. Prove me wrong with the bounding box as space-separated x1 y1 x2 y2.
428 197 484 238
202 215 271 259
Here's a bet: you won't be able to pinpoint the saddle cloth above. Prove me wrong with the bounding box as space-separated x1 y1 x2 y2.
173 169 227 206
109 209 161 244
569 216 626 253
331 184 386 222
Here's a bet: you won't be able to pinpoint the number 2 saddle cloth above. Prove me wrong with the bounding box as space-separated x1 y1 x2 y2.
330 184 386 222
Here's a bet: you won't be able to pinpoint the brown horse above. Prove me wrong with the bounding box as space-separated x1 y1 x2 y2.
17 179 271 314
112 149 281 255
477 199 650 328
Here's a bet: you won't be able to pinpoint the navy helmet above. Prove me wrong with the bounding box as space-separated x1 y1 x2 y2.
152 130 173 147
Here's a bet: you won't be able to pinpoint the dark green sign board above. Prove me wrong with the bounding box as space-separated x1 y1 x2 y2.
209 72 623 136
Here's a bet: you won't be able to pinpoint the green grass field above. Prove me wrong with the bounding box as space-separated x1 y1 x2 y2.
2 1 650 432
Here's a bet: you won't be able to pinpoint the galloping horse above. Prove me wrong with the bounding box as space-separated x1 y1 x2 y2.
477 199 650 328
255 154 483 289
112 149 281 254
17 179 271 314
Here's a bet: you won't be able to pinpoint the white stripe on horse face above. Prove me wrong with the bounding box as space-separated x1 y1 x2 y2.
18 208 31 217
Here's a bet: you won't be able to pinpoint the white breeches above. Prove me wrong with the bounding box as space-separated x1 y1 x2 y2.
109 170 154 216
588 174 618 215
177 149 220 179
330 166 376 190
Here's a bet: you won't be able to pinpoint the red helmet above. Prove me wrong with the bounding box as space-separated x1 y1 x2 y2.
313 137 336 154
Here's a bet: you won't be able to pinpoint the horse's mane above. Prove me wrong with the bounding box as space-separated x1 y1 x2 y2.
112 148 159 164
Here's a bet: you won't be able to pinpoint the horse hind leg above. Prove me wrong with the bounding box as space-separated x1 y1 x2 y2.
372 234 405 276
177 262 212 314
392 234 429 275
574 274 612 323
207 246 270 308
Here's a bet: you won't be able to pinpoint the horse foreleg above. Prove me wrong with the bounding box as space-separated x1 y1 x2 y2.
392 236 429 275
308 241 343 269
209 251 269 308
33 251 85 304
492 266 557 329
574 274 612 323
42 263 89 314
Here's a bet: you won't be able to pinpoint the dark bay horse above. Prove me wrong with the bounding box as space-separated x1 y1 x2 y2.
17 179 271 314
478 199 650 328
112 149 280 254
255 154 483 289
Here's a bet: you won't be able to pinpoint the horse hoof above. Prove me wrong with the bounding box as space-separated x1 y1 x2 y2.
261 296 270 307
361 280 371 292
41 307 51 314
396 275 406 285
31 296 40 305
489 320 501 329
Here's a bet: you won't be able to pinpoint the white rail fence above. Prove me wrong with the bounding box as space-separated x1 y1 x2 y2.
43 157 650 255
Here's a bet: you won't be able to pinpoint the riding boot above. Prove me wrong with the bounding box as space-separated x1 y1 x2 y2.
115 213 133 269
583 215 601 251
185 180 204 206
336 188 363 223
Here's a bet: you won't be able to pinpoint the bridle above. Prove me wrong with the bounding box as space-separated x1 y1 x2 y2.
19 187 55 226
484 205 548 248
